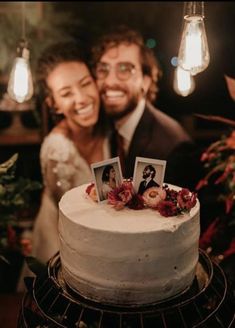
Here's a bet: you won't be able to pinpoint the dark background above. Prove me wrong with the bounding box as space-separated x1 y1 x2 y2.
52 2 235 123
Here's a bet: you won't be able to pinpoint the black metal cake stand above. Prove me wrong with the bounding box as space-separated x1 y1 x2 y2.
17 249 235 327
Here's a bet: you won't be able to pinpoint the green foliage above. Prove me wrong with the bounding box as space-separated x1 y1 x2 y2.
0 3 78 75
0 153 42 252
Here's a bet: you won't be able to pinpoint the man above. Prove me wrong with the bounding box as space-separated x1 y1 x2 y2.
92 25 200 189
138 165 159 195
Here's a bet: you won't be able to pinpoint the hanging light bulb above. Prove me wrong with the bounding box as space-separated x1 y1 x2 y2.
173 65 195 97
7 40 34 103
177 2 210 76
7 2 34 103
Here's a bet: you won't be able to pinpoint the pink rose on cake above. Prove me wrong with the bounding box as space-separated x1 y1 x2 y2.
86 183 98 202
142 187 166 208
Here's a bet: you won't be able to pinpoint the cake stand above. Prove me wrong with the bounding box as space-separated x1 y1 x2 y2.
17 249 235 327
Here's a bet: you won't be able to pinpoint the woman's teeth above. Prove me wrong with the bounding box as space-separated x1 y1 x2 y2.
76 104 93 116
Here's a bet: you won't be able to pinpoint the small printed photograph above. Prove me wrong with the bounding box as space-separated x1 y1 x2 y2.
91 157 123 202
133 157 166 195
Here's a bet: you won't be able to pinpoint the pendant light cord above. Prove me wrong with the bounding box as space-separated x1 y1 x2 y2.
21 2 26 40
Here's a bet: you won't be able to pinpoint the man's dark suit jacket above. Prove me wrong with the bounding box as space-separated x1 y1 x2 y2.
138 179 159 195
111 102 202 190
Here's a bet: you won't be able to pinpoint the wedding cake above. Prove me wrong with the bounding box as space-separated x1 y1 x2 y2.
58 183 200 305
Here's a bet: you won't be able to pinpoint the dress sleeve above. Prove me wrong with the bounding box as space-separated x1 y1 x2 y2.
40 134 79 204
101 183 112 200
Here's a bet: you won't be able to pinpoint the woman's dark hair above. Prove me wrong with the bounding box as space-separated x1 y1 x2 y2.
102 165 114 182
37 41 89 102
91 25 162 103
37 41 89 131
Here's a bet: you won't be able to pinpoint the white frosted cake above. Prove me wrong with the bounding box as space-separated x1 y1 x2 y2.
58 183 200 305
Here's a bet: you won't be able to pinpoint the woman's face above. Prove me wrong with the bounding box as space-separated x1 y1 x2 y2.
46 61 100 128
109 167 116 179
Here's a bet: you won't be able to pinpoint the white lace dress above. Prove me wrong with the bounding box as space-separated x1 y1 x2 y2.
17 132 109 291
32 133 110 263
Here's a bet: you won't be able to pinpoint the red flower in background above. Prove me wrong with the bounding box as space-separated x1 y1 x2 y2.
196 129 235 216
199 218 220 249
226 130 235 149
195 114 235 267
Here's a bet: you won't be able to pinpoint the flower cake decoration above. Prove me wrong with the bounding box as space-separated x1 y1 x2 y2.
86 180 197 218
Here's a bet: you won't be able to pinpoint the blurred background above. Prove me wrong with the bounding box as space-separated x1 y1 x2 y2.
0 2 235 326
0 2 235 165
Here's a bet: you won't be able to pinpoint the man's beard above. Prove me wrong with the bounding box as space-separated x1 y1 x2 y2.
143 172 150 179
102 95 139 121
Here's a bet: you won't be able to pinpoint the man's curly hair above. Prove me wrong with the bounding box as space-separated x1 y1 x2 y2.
91 25 162 103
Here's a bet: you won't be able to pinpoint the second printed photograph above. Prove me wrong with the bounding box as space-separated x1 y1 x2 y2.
133 157 166 195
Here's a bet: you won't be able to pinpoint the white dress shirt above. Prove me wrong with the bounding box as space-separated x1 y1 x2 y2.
115 98 146 154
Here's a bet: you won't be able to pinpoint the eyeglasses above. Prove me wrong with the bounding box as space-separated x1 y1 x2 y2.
94 62 137 81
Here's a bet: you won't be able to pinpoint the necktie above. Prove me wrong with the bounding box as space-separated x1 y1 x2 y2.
116 132 126 177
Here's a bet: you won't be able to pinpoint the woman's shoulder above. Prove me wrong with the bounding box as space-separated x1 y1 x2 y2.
41 130 76 162
42 131 71 148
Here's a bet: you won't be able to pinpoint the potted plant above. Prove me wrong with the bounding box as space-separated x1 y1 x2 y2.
0 153 41 292
196 115 235 293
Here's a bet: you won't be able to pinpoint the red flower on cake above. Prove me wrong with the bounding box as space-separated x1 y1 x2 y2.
87 180 197 217
108 181 133 210
142 187 166 208
165 188 178 201
177 188 197 210
157 200 178 217
155 186 197 217
86 183 98 202
127 193 145 210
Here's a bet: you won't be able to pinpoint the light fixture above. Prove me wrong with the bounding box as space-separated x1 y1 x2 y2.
7 2 34 103
177 2 210 76
173 65 195 97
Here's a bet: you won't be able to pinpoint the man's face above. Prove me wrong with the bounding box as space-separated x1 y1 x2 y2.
96 43 151 121
143 167 151 179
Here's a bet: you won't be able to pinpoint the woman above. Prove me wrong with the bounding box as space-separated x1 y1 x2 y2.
101 165 117 200
31 41 110 264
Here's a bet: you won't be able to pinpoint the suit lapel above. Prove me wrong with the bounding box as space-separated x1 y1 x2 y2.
125 106 155 177
128 107 154 156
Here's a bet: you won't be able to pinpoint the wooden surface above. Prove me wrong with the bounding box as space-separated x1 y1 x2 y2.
0 132 41 145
